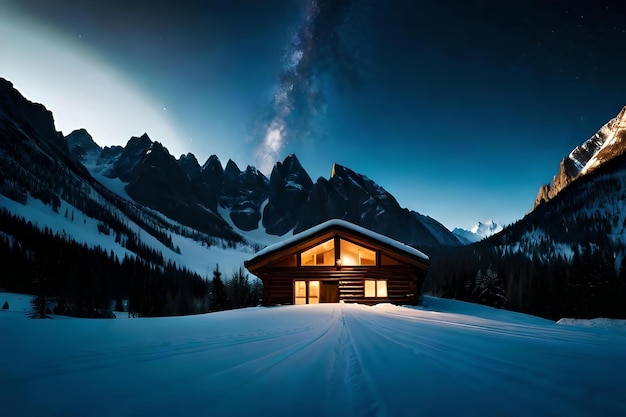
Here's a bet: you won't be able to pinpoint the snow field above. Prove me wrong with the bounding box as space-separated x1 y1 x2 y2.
1 294 625 416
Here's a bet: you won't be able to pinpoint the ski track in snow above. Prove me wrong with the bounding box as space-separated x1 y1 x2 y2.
1 295 626 417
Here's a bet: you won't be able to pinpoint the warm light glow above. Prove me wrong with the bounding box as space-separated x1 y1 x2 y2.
301 239 335 266
295 281 306 297
364 279 387 298
340 239 376 266
294 281 306 304
294 280 319 304
336 258 342 267
377 280 388 297
308 281 319 304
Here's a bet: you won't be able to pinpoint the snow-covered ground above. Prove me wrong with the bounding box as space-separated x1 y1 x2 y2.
1 293 625 417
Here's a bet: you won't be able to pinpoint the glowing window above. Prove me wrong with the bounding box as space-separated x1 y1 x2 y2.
294 281 307 305
364 279 387 297
340 239 376 266
377 280 388 297
308 281 319 304
300 239 335 266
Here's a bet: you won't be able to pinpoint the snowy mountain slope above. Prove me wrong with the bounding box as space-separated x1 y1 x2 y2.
0 78 252 277
2 293 625 417
85 127 461 249
426 150 626 319
453 219 503 244
0 75 459 247
535 105 626 208
0 192 250 277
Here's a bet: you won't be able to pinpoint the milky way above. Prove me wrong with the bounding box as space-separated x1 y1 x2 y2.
254 0 365 173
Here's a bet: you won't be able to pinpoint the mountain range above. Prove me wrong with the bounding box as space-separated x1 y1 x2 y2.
452 220 503 244
64 112 461 250
1 74 626 320
0 75 461 276
426 105 626 319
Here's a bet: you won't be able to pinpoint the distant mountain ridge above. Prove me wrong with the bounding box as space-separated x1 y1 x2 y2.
453 220 503 244
89 134 461 248
425 105 626 320
534 106 626 208
4 75 626 320
61 114 462 249
0 76 460 253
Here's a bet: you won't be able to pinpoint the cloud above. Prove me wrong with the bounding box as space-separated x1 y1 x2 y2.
253 0 368 174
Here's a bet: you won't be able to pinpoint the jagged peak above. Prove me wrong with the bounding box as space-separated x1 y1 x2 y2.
68 127 90 136
330 162 347 178
179 152 199 163
201 154 222 171
65 128 95 143
534 105 626 209
148 141 169 154
283 153 299 164
271 154 308 179
245 165 259 175
126 133 152 148
224 159 241 177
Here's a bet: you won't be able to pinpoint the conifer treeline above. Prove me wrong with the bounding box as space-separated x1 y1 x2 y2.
424 167 626 320
0 209 261 318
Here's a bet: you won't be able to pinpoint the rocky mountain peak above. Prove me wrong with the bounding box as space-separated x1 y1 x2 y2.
224 159 241 180
65 128 100 162
0 77 68 156
105 133 152 181
179 152 199 163
294 160 458 248
262 154 314 236
177 153 201 182
453 220 503 245
200 155 224 190
534 106 626 208
271 154 312 186
201 155 222 172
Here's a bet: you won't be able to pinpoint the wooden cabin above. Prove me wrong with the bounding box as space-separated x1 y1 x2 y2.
244 219 430 306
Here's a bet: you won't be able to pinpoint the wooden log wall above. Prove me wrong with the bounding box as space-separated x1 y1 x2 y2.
259 266 424 305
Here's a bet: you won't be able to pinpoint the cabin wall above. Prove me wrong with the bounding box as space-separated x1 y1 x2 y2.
258 266 423 306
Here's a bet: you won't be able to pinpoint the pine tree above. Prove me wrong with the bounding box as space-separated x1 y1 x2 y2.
471 265 508 309
209 264 228 312
228 267 250 309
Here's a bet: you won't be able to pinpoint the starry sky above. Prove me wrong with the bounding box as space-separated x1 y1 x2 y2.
2 0 625 231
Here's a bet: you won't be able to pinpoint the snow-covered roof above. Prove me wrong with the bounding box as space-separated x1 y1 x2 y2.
247 219 429 265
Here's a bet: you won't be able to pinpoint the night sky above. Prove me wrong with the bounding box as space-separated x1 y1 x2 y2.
2 0 625 230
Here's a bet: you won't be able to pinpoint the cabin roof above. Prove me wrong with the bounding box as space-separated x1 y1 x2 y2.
245 219 430 270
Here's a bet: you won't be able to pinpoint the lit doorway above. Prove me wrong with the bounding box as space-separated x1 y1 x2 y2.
294 280 319 304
